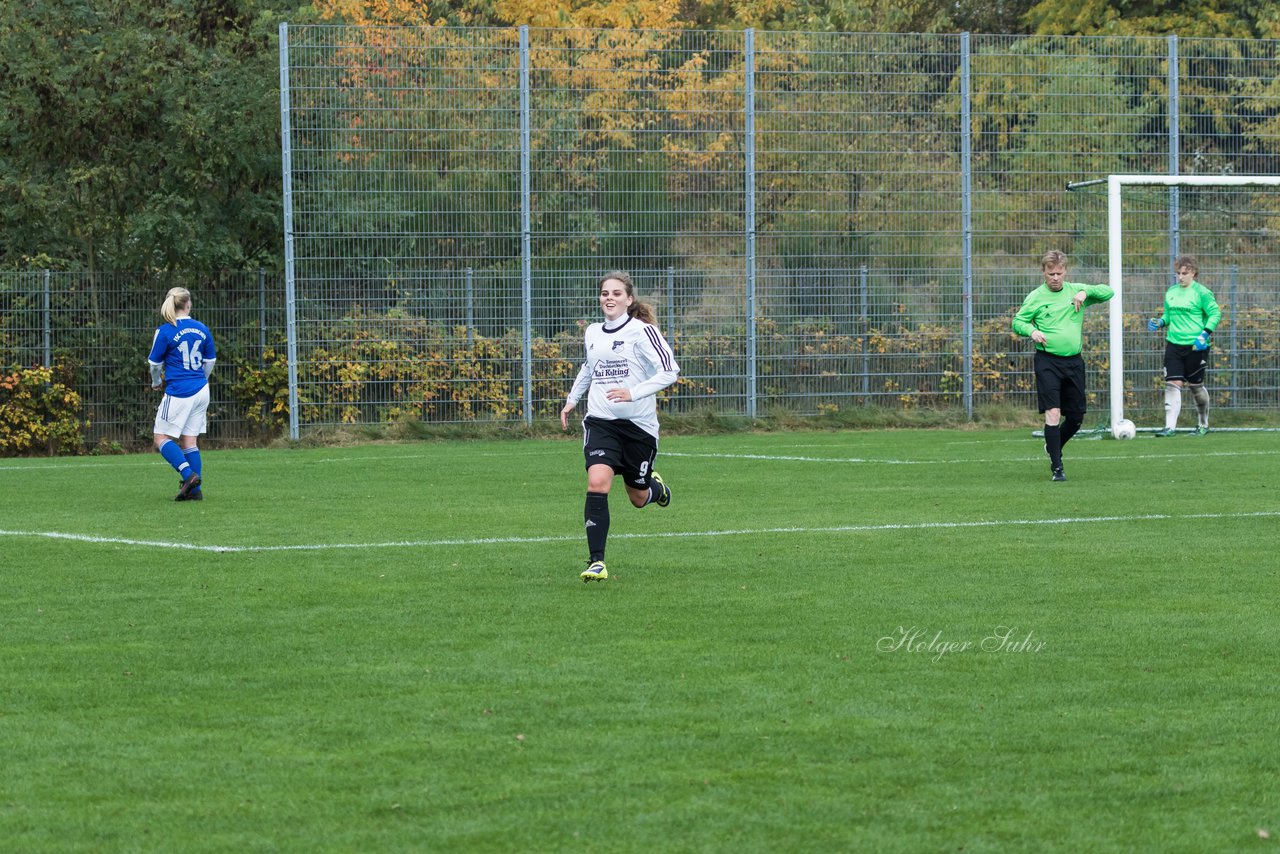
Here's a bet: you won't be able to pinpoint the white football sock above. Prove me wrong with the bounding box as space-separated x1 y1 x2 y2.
1164 383 1182 430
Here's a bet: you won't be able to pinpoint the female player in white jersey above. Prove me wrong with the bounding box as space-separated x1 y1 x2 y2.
560 271 680 582
147 287 216 501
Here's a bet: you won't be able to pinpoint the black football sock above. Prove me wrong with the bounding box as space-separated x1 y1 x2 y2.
1059 417 1083 448
584 491 609 562
1044 424 1063 470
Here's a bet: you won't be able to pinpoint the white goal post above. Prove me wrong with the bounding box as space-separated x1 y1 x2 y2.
1088 174 1280 432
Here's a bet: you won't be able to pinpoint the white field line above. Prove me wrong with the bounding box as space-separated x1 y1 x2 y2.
3 511 1277 555
4 447 1272 473
0 450 559 471
0 459 156 471
661 449 1280 466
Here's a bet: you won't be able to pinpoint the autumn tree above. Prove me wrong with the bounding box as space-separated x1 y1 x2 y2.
0 0 309 272
1025 0 1272 38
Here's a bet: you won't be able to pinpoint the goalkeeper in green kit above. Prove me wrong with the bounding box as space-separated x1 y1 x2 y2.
1013 250 1114 482
1147 254 1221 436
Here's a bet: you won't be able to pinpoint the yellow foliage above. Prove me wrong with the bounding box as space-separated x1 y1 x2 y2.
493 0 685 28
0 365 88 456
316 0 443 26
316 0 688 28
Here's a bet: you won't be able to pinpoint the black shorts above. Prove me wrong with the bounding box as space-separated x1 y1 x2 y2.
582 416 658 490
1163 342 1209 384
1033 350 1087 417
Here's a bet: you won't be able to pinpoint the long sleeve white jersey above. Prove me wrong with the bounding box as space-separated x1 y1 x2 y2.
565 314 680 439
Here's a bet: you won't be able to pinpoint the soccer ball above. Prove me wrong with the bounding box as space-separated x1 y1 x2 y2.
1112 418 1136 440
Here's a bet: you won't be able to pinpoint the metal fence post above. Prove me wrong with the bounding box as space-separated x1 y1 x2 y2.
519 25 533 426
43 269 52 368
1168 35 1180 270
465 266 475 346
279 22 300 441
859 264 869 399
666 266 675 338
258 268 266 368
744 28 757 419
960 32 974 419
1228 264 1238 398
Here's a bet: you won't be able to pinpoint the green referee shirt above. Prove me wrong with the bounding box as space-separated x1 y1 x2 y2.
1161 280 1221 346
1012 282 1115 357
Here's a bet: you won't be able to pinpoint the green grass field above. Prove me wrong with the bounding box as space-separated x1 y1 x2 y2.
2 428 1278 852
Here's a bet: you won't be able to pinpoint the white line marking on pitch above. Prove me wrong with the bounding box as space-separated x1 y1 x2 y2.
2 444 1273 473
662 450 1280 465
3 510 1277 554
0 450 564 471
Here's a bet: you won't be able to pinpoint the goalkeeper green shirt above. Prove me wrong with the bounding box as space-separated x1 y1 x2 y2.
1012 282 1114 357
1161 281 1221 346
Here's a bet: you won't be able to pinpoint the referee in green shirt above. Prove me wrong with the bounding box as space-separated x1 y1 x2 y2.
1013 250 1115 482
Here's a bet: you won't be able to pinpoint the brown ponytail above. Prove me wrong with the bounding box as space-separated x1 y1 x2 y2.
628 300 657 324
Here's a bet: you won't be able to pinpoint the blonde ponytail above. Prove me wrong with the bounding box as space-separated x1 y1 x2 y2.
160 287 192 326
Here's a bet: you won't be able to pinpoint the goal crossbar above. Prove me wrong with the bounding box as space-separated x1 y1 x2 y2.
1101 174 1280 431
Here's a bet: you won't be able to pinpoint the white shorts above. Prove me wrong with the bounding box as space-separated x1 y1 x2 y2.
154 384 210 438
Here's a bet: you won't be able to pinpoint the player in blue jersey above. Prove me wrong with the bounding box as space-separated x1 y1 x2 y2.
560 271 681 582
147 287 216 501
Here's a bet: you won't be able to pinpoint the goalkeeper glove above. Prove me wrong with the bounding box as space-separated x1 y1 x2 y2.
1193 330 1211 351
1147 318 1164 331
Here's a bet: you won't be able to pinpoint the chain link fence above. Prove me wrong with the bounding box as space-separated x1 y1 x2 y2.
0 271 283 446
277 26 1280 436
6 28 1280 450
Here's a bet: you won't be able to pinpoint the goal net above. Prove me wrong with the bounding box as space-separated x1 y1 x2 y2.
1069 175 1280 435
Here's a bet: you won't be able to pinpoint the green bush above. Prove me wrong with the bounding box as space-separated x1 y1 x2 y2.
229 346 293 437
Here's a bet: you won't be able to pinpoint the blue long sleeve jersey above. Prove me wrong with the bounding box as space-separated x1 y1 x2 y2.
147 318 217 397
